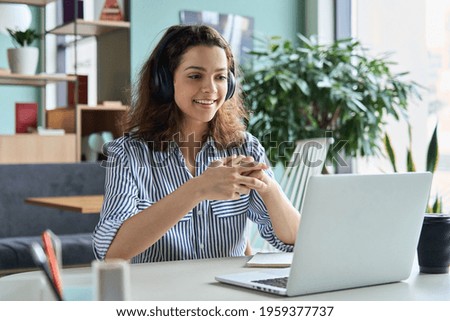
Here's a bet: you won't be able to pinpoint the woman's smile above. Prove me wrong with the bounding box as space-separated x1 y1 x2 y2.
193 99 216 105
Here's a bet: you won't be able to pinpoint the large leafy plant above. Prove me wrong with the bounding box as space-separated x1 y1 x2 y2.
243 34 422 166
384 124 443 213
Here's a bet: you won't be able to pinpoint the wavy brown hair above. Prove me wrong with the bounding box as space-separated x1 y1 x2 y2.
125 24 248 150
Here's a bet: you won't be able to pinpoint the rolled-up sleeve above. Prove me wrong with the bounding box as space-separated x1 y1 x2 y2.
246 133 294 252
92 137 141 260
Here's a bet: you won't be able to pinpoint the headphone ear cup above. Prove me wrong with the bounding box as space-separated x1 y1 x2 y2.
153 65 173 103
225 71 236 100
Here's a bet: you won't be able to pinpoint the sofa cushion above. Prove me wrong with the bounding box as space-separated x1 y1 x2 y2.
0 162 104 238
0 233 95 270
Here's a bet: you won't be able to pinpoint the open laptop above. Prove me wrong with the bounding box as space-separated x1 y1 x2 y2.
215 172 432 296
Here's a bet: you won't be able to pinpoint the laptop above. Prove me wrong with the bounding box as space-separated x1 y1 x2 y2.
215 172 432 296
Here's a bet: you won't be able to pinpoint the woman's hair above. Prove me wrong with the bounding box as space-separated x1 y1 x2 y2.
125 24 248 150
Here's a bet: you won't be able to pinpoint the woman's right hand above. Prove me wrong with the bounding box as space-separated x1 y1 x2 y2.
193 155 268 200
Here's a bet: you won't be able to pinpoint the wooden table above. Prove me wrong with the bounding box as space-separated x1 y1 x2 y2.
25 195 103 214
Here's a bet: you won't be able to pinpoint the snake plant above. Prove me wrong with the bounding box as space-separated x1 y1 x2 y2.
384 123 442 213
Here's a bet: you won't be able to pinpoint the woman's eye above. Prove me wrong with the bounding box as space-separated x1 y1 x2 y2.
217 75 228 81
188 74 201 79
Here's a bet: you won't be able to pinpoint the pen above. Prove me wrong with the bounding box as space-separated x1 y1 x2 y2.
42 230 64 300
45 229 62 269
29 242 63 301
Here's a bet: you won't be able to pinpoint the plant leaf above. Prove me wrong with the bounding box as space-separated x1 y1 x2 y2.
426 123 439 173
384 134 397 172
406 148 416 172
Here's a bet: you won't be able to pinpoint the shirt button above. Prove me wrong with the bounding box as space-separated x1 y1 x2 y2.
197 210 203 216
199 243 204 250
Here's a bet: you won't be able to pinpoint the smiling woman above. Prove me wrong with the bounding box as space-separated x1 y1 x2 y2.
173 45 229 127
92 24 301 264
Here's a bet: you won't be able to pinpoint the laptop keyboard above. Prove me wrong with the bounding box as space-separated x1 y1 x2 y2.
252 276 288 288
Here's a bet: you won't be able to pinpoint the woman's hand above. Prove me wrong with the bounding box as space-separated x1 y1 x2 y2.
194 155 269 200
239 156 274 196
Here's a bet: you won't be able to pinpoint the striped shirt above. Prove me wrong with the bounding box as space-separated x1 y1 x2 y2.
93 132 293 263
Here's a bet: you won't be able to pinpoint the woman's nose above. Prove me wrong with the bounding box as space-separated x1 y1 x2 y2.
201 78 217 93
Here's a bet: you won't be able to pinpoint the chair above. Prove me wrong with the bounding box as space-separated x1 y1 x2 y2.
247 137 334 254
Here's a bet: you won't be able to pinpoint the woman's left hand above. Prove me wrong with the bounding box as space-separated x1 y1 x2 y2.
227 156 274 195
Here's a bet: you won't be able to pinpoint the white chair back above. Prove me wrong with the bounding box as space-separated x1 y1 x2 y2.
280 137 333 212
248 137 334 253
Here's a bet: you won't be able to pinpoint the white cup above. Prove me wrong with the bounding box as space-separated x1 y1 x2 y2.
92 259 131 301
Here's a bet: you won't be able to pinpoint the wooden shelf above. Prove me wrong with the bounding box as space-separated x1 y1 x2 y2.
47 19 130 37
46 106 128 161
0 134 76 164
0 0 55 6
0 73 77 86
78 104 129 111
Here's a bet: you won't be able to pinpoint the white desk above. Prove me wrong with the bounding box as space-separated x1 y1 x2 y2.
0 256 449 300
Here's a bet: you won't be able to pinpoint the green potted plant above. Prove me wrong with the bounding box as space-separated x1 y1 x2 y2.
385 124 450 273
242 34 422 167
6 28 40 75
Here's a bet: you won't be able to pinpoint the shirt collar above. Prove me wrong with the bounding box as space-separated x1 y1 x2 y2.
151 137 217 164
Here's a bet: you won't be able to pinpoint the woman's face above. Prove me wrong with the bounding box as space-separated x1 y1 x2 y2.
173 45 229 130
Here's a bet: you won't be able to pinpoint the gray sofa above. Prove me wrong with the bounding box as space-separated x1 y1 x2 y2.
0 162 105 273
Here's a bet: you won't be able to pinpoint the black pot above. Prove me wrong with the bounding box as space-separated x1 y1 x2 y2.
417 214 450 274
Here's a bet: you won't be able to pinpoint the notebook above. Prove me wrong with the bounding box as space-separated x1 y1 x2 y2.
245 252 293 268
216 172 432 296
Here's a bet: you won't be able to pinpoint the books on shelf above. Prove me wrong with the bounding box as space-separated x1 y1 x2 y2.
68 74 88 106
61 0 84 24
101 101 123 107
15 102 38 134
37 127 66 136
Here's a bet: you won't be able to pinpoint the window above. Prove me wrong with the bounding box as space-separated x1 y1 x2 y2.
426 0 450 212
353 0 449 213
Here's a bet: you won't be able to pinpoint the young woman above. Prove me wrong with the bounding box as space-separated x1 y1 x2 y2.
93 25 300 263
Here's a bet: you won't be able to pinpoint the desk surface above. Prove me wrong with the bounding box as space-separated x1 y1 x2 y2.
1 256 449 301
25 195 103 214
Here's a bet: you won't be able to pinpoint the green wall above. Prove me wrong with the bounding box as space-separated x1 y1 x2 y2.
130 0 303 84
0 6 41 134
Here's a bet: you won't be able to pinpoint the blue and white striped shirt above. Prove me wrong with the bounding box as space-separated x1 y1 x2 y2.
93 132 293 263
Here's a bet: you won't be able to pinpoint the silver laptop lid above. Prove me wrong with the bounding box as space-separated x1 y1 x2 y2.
287 172 432 296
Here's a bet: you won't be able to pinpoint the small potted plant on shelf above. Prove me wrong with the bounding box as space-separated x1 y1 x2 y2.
385 124 450 274
6 28 40 75
242 34 422 168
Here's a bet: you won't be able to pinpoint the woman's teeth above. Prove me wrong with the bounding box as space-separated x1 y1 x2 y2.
194 99 215 105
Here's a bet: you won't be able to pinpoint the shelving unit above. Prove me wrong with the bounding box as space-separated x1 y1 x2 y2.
47 18 130 36
0 0 78 163
0 73 76 86
47 104 128 160
45 10 130 161
0 0 130 162
0 0 54 5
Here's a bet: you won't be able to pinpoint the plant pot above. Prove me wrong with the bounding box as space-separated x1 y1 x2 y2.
417 214 450 274
7 47 39 75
